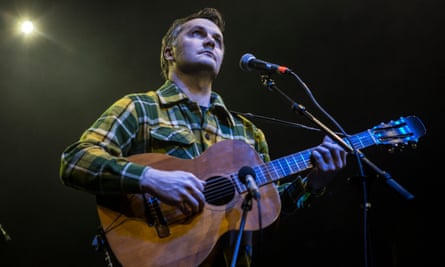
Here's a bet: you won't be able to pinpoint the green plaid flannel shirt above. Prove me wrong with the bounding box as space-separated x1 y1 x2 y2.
60 80 307 210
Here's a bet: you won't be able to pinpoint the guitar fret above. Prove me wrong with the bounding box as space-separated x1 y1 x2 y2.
283 158 293 176
264 164 277 183
348 131 374 150
270 163 280 180
300 151 311 169
355 134 368 148
256 166 267 185
288 153 299 173
233 174 243 192
277 158 290 178
255 166 266 183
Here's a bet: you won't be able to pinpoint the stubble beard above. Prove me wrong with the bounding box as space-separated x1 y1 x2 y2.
178 61 219 80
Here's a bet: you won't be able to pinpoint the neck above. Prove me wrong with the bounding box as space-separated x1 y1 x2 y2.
169 72 213 107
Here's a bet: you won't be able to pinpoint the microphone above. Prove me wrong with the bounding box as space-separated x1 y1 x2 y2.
239 53 291 75
238 166 260 200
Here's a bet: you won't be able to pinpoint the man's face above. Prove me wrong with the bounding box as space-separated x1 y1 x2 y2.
169 18 224 78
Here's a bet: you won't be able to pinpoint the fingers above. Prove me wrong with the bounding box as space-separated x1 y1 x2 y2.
143 169 206 216
311 148 334 172
323 141 347 169
180 201 192 216
169 191 202 217
180 197 203 216
183 184 206 215
176 173 206 216
311 137 347 171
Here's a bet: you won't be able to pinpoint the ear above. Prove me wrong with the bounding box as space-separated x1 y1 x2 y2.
164 47 174 61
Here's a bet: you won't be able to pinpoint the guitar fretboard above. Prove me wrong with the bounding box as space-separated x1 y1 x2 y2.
234 129 373 193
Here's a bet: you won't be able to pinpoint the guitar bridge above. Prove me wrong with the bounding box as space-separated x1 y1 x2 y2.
143 195 170 238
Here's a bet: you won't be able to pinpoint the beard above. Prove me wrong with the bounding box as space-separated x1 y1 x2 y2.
176 60 220 80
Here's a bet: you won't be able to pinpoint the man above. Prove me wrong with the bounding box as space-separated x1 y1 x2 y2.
59 7 347 267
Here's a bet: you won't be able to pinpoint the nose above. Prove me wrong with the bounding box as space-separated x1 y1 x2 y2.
203 36 215 49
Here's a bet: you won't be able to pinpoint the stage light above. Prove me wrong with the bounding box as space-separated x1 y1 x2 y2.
20 20 35 35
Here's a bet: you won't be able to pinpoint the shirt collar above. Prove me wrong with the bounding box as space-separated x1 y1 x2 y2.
156 80 235 126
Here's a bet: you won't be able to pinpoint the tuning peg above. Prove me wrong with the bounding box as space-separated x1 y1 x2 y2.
388 146 396 154
388 143 408 153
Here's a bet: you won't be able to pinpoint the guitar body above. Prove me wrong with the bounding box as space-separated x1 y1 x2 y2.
97 140 281 267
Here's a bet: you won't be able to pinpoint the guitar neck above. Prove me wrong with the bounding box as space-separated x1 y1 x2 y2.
243 129 374 189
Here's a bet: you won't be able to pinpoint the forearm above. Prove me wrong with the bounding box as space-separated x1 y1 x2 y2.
59 141 147 195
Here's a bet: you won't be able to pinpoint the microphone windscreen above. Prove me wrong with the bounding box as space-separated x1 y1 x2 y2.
239 53 255 72
238 166 256 183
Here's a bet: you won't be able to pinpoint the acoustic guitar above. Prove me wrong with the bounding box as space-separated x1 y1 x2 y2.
97 115 426 267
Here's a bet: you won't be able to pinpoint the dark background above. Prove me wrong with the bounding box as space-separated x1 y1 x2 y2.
0 0 442 266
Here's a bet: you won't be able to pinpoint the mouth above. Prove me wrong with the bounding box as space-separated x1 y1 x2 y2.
199 50 216 60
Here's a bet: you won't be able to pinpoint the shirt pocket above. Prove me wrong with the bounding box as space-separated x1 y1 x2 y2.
150 126 196 157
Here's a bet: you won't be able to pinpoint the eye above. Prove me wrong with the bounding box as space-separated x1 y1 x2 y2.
191 29 206 38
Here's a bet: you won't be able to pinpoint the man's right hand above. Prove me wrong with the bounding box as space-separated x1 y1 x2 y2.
140 168 206 216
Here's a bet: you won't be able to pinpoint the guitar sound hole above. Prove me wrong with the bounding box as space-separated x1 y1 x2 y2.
204 176 235 206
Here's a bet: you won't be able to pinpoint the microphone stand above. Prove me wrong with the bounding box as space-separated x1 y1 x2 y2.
230 192 253 267
259 74 414 200
259 72 413 267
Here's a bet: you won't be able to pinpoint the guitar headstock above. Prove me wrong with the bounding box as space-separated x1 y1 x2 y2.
371 116 426 151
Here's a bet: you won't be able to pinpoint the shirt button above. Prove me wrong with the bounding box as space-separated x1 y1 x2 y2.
205 133 210 140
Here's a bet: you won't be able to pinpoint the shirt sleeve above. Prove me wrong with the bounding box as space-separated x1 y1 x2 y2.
277 176 309 214
59 96 148 195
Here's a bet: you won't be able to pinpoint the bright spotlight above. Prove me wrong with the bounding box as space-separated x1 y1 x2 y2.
21 20 34 35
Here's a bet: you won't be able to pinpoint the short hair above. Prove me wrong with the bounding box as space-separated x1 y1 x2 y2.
160 8 225 80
